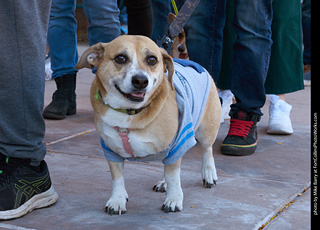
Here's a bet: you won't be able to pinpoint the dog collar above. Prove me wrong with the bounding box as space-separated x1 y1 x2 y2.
95 90 149 115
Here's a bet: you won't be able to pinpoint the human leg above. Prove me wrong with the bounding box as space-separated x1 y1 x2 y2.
83 0 120 45
302 0 311 66
184 0 226 82
221 0 273 156
0 0 49 164
302 0 311 85
124 0 153 38
151 0 171 42
216 0 235 123
265 0 303 95
216 0 235 90
229 0 273 116
0 0 58 220
44 0 78 119
48 0 78 79
265 0 303 134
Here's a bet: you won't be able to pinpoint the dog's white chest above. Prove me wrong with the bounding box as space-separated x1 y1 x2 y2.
98 114 165 159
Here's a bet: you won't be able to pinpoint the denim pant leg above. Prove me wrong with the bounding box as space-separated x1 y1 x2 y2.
230 0 273 116
48 0 78 79
83 0 120 46
184 0 226 82
151 0 171 42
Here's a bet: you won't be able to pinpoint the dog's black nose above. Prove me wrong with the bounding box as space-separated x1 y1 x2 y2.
178 44 186 53
132 74 149 90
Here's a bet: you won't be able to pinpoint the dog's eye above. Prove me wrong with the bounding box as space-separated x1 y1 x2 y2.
114 55 127 64
178 33 184 39
146 56 158 66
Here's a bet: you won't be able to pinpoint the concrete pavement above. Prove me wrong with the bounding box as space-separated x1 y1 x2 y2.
1 43 311 230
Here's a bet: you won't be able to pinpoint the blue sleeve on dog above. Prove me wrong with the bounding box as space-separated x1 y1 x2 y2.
101 138 125 162
173 58 205 73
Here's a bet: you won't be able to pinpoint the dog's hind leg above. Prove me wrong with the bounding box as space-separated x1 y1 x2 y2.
153 176 167 193
195 81 221 188
200 146 218 188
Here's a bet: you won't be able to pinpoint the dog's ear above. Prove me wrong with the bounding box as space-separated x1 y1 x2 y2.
160 48 174 90
76 42 105 69
168 13 176 24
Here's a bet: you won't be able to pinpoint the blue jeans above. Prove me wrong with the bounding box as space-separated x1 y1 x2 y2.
48 0 120 79
229 0 273 116
151 0 225 82
152 0 272 116
184 0 226 82
151 0 171 42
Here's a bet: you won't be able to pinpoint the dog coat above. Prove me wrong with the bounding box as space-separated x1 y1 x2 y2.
101 59 212 165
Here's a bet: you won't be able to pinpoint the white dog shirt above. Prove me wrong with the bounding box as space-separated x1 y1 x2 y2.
101 59 212 165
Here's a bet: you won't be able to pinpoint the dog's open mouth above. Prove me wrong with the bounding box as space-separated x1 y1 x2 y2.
115 84 146 102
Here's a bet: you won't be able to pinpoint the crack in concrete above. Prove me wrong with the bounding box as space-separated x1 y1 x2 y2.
46 128 96 146
255 183 311 230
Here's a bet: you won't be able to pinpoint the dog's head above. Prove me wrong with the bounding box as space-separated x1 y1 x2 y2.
76 35 174 110
168 13 189 59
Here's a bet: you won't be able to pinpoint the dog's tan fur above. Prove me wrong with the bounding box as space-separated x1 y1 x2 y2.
76 35 221 214
168 13 189 59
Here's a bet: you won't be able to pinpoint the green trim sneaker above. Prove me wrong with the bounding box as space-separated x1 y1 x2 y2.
0 154 58 220
221 110 260 156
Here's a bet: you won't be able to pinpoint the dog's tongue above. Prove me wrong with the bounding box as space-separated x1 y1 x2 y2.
130 92 145 98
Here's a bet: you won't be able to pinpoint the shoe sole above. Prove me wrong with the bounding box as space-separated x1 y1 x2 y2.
221 142 257 156
43 108 76 120
0 185 58 220
267 127 293 135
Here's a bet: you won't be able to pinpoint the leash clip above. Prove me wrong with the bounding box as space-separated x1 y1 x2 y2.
157 34 173 54
117 127 129 134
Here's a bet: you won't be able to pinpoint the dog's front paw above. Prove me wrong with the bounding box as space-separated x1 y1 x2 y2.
161 196 183 213
202 161 218 188
105 194 128 215
161 190 183 213
153 179 167 193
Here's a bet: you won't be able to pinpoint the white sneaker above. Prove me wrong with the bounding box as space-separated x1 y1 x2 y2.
267 95 293 135
219 90 233 123
45 60 53 81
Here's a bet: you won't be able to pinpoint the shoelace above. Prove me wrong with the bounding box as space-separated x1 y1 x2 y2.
227 119 254 137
